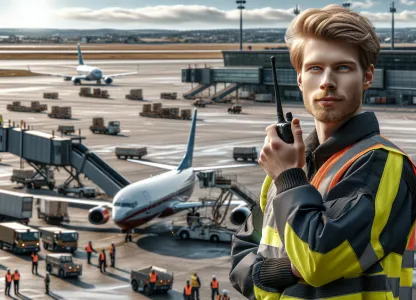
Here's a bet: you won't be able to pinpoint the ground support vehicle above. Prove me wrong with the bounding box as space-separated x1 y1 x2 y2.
139 103 191 120
131 266 173 295
45 254 82 277
43 92 59 99
40 227 78 253
48 106 71 119
0 190 33 224
115 147 147 160
228 105 242 114
10 169 55 190
7 101 47 113
36 198 69 223
126 89 143 100
174 221 234 243
161 92 177 100
79 87 110 99
193 99 211 107
0 222 40 253
57 185 97 198
57 125 75 135
233 147 258 162
90 117 120 135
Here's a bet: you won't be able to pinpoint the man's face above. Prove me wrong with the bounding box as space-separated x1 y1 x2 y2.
297 38 374 123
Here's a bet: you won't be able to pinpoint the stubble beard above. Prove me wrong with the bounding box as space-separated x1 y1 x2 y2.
304 98 361 123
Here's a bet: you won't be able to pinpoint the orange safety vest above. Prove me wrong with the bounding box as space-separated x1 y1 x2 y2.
86 244 92 253
31 254 38 263
211 279 219 289
149 273 157 283
6 274 12 283
100 252 105 261
184 285 192 295
13 272 20 281
110 246 114 255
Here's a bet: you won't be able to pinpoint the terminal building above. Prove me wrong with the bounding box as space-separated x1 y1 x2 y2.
182 49 416 105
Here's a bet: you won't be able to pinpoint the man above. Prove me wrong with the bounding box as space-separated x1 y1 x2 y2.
230 4 416 300
190 272 201 300
4 269 12 296
31 251 39 275
216 289 229 300
109 242 116 267
85 241 97 264
210 275 219 300
99 249 106 273
148 269 158 296
44 272 50 295
13 269 20 295
183 280 192 300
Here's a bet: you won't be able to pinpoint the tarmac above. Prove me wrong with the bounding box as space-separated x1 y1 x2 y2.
0 60 415 299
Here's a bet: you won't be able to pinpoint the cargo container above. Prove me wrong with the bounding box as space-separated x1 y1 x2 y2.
36 198 69 223
0 222 40 254
0 190 33 223
43 92 59 99
57 125 75 135
90 117 120 135
160 92 177 100
11 168 55 190
233 147 257 161
126 89 143 100
40 227 78 253
115 147 147 160
79 87 110 99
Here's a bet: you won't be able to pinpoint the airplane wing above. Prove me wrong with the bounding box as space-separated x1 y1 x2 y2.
193 164 257 172
127 159 176 171
30 71 88 81
5 189 113 208
103 71 138 78
171 200 247 212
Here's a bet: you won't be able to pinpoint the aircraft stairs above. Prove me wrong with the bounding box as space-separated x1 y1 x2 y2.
183 84 212 99
211 83 240 103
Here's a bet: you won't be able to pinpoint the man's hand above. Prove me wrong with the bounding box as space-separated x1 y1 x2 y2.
259 118 306 180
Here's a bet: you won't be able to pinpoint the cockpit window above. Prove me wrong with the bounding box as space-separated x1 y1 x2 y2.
114 202 137 208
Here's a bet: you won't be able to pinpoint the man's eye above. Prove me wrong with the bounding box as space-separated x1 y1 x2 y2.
338 65 350 70
309 66 320 71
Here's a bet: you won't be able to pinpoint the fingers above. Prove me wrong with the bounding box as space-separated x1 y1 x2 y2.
291 118 305 152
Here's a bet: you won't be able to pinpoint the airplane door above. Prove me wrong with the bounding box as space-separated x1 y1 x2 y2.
143 191 151 214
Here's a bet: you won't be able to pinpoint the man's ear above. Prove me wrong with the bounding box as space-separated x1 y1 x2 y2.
297 73 303 92
363 64 375 91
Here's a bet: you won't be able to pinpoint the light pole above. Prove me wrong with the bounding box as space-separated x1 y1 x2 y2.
236 1 246 51
293 4 300 17
390 1 396 50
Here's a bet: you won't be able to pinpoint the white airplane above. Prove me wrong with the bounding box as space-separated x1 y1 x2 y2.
16 109 255 233
31 43 138 85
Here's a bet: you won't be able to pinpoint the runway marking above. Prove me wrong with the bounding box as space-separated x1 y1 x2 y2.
0 87 48 93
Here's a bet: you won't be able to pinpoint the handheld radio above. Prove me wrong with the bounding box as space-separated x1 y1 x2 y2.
259 57 295 212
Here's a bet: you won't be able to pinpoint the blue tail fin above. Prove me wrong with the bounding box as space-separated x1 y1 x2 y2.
77 43 84 65
177 109 197 171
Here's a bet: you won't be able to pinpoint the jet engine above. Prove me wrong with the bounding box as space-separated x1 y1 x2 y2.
104 77 113 85
88 206 110 225
72 77 81 85
230 204 251 226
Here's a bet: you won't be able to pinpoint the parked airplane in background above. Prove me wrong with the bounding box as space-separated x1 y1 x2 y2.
31 43 138 85
18 109 255 233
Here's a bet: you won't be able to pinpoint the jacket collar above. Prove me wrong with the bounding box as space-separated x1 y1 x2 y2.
305 111 380 170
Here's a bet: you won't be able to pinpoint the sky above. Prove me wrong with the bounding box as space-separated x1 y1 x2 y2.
0 0 415 29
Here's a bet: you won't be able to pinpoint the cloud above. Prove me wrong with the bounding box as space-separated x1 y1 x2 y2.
53 5 416 28
54 5 295 26
400 0 415 6
350 0 377 9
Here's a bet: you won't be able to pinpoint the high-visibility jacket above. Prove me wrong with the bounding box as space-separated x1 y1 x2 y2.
211 279 219 289
86 244 92 253
13 272 20 281
149 273 157 283
191 275 200 287
252 135 416 299
5 274 12 283
100 252 105 261
31 254 38 263
184 285 192 295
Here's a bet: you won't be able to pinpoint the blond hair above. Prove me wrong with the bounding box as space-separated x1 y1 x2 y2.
285 4 380 73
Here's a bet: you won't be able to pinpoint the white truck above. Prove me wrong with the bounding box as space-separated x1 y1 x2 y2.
0 190 33 224
57 185 97 198
115 147 147 160
36 198 69 223
174 220 234 243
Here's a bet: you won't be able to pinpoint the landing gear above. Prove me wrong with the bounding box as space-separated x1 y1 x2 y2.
125 232 133 243
97 80 102 85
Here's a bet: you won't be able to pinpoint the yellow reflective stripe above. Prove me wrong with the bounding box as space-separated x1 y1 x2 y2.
254 285 281 300
380 253 402 278
285 223 362 287
400 268 413 287
282 292 395 300
260 225 282 248
260 175 273 212
372 151 403 260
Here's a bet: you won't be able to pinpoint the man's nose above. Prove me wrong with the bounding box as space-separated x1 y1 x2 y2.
320 69 337 90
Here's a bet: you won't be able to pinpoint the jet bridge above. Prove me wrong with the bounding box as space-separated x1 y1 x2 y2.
0 125 130 197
